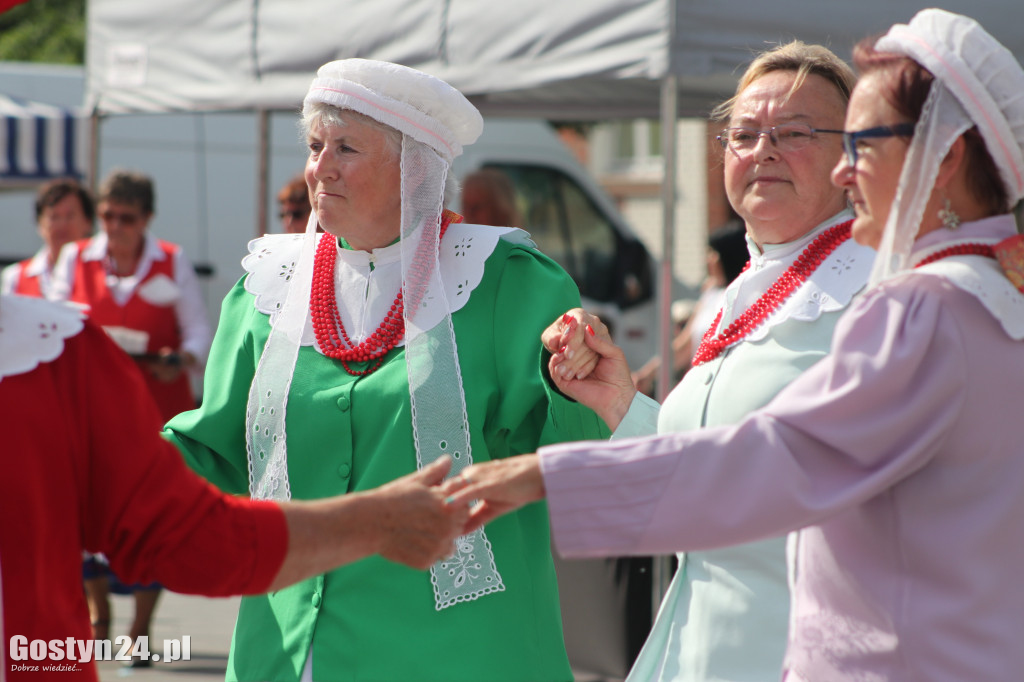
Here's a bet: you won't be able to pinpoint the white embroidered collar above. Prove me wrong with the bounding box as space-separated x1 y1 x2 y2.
0 294 84 382
909 214 1024 340
22 247 51 277
242 222 533 352
722 210 874 344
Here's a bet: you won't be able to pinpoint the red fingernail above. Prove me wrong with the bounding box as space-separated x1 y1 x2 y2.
559 345 567 354
586 324 595 336
562 313 571 324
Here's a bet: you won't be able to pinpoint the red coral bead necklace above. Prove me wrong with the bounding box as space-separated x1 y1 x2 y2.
914 243 995 268
310 211 460 376
692 220 853 366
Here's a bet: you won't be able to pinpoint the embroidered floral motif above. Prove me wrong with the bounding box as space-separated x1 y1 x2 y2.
442 535 484 591
453 236 473 258
830 254 858 275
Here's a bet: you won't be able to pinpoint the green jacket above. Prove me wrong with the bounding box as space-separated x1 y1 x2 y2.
165 236 609 682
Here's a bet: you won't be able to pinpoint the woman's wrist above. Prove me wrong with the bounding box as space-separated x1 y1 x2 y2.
601 387 638 431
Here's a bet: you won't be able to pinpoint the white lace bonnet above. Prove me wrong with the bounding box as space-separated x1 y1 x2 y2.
303 58 483 162
248 60 505 609
868 9 1024 284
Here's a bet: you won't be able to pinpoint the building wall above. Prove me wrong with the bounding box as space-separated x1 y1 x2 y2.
588 118 717 296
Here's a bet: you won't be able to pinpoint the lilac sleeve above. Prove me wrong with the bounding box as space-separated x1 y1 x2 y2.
540 278 967 558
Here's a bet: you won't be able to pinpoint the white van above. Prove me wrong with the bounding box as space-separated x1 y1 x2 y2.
453 118 657 367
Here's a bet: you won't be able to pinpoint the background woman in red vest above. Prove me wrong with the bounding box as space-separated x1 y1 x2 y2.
54 168 213 666
1 178 94 299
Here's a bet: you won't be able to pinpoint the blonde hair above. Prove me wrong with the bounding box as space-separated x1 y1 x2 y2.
711 41 856 122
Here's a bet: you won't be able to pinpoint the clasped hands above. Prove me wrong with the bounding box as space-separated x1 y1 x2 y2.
390 308 631 562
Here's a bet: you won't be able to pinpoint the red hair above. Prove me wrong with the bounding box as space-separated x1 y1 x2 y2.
853 37 1008 214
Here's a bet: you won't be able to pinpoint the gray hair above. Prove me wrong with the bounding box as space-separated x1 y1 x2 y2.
300 102 460 207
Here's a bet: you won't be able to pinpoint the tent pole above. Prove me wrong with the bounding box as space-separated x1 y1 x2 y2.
87 110 101 193
657 77 678 405
652 71 679 615
256 109 270 237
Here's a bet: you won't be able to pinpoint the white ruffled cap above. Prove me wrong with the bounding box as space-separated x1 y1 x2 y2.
302 58 483 162
876 9 1024 206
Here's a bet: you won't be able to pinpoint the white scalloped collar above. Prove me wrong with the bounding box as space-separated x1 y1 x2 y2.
241 223 533 352
721 211 874 344
909 214 1024 340
0 294 85 382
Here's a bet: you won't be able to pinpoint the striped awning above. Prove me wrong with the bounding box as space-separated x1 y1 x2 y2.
0 95 88 184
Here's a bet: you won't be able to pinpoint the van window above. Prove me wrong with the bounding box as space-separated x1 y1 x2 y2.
483 163 624 303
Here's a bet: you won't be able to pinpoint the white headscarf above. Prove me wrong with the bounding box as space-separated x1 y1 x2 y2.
868 9 1024 285
246 60 505 609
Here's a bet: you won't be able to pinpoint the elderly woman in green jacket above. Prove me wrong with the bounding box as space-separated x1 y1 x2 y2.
164 58 607 682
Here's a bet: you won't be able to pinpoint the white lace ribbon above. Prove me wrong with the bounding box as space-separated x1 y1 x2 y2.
243 137 507 609
245 214 317 502
869 83 973 286
399 138 504 609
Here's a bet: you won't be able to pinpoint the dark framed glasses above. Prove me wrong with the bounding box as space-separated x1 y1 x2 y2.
841 123 916 167
717 123 844 153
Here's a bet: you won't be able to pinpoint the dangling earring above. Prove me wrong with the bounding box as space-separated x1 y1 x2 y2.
938 197 961 230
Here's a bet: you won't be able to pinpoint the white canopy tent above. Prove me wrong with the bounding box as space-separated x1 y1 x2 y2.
84 0 1024 119
84 0 1024 398
83 1 1024 677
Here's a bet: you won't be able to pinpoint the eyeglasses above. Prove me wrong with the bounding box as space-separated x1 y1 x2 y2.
717 123 844 153
840 123 916 167
279 209 309 221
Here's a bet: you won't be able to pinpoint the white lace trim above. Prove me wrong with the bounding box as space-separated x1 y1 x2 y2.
912 241 1024 339
241 223 532 348
432 529 506 607
0 294 84 382
721 225 874 345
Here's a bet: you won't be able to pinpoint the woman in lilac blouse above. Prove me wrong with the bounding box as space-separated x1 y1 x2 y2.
446 10 1024 681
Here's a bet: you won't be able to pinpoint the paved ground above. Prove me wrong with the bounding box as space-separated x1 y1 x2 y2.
97 592 237 682
95 591 621 682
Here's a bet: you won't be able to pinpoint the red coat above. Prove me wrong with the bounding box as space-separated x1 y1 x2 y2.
68 238 195 421
0 304 287 682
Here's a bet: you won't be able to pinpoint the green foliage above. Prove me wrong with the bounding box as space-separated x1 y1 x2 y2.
0 0 86 64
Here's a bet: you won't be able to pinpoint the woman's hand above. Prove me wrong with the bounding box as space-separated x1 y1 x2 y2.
441 455 545 535
271 457 470 588
542 309 637 430
541 309 602 381
368 457 470 570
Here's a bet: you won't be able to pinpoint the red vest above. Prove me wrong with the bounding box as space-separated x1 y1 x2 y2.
12 260 43 298
69 238 195 421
